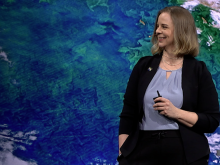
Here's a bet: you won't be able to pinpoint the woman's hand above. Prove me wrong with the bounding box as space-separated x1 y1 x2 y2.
153 97 198 127
153 97 180 119
119 134 129 154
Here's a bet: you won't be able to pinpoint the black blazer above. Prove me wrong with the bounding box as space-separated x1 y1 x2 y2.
119 54 220 164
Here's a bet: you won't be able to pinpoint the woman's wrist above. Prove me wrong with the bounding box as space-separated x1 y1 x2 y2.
175 108 182 119
175 109 198 127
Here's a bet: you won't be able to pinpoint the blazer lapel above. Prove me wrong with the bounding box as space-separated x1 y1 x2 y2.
181 56 193 110
138 54 162 116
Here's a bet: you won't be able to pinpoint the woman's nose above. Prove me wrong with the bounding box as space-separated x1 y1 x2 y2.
156 27 161 34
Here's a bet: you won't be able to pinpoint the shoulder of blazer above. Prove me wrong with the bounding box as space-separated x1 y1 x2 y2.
183 55 205 67
138 54 161 64
183 55 208 81
134 54 162 73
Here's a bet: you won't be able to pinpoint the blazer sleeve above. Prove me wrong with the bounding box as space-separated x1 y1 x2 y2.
119 57 148 135
192 61 220 133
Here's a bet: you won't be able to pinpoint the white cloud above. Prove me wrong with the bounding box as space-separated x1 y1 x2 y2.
206 133 220 154
211 9 220 28
181 0 200 11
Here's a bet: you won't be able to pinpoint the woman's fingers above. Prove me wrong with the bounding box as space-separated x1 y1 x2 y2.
154 106 166 110
153 98 180 119
154 97 168 102
153 98 178 118
153 102 166 107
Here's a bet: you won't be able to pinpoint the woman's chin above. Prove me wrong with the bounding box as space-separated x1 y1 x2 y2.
158 45 165 48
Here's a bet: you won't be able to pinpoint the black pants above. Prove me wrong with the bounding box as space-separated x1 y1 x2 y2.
118 130 209 165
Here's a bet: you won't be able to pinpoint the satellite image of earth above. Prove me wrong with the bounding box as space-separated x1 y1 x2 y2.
0 0 220 164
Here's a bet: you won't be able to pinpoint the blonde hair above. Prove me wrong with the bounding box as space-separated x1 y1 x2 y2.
151 6 199 57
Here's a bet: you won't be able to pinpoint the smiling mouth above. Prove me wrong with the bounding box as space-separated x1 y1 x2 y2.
158 37 166 39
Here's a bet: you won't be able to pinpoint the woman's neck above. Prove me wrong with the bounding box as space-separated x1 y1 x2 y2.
162 49 183 67
163 49 177 59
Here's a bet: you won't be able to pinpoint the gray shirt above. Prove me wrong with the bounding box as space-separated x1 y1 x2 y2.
139 67 183 130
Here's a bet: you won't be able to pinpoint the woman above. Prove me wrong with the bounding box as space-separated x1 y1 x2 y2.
118 6 220 165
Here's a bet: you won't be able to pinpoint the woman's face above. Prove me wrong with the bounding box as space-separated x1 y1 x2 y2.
156 12 175 52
